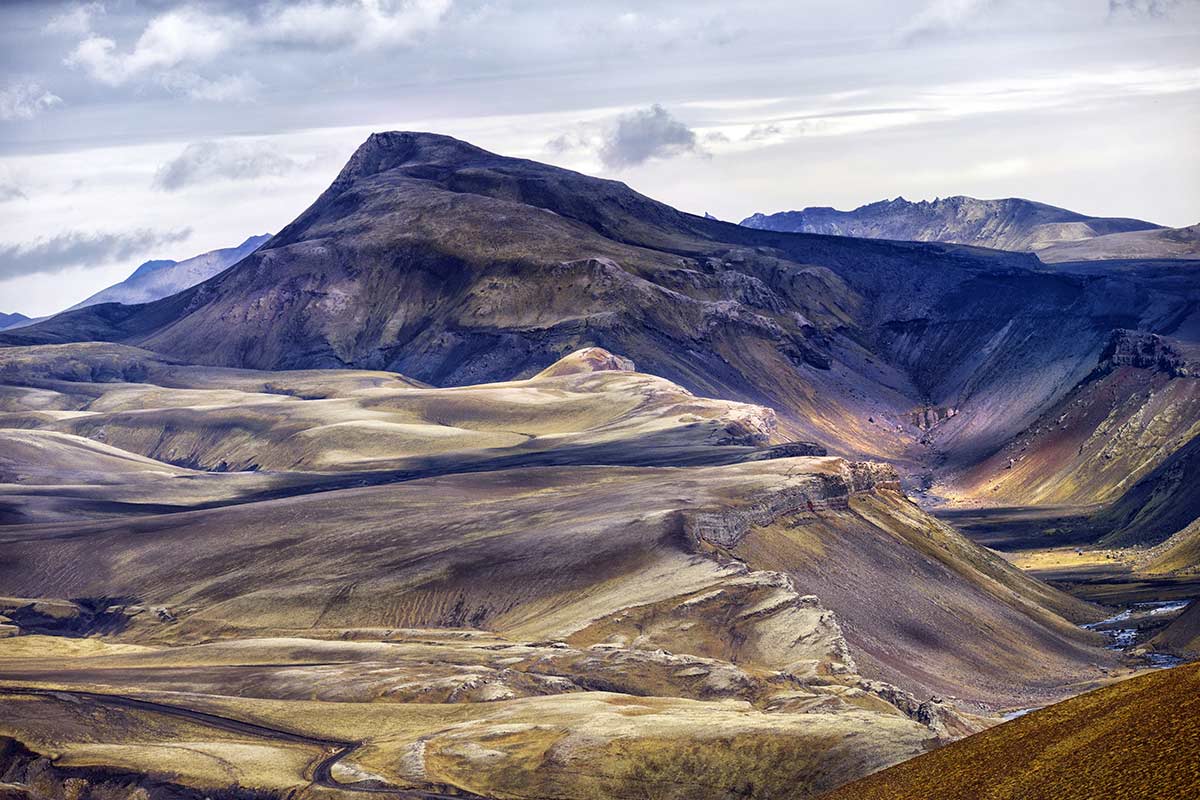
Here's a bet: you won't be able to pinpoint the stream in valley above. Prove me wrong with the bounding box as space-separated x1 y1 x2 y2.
1082 598 1191 669
1001 598 1191 721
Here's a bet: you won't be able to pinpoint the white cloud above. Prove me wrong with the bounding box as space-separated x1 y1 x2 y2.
63 1 452 98
66 7 236 86
0 81 63 121
0 227 191 280
153 140 302 191
264 0 452 50
43 2 105 36
0 181 26 202
1108 0 1184 18
159 72 262 103
598 105 700 169
900 0 998 42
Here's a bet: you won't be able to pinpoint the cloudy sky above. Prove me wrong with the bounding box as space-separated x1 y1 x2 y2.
1 0 1199 316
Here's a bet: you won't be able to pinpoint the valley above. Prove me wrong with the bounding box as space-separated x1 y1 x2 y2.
0 132 1197 799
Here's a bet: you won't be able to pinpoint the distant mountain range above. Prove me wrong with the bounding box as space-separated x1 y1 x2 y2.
69 234 271 310
0 311 30 331
741 196 1199 261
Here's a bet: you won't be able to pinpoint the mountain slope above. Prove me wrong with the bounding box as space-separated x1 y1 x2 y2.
1153 599 1200 656
823 662 1200 800
1037 222 1200 263
0 312 29 331
0 342 1125 799
941 330 1200 510
68 234 271 310
4 133 1196 469
741 196 1161 252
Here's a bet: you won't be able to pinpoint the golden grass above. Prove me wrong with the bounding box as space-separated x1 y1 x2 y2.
0 635 158 660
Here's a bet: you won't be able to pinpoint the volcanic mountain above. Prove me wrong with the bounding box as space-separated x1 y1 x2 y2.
741 196 1163 253
5 133 1196 470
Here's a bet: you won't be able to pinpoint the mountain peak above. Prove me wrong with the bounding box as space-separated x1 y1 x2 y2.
0 311 30 331
126 259 178 281
328 131 494 192
239 233 273 249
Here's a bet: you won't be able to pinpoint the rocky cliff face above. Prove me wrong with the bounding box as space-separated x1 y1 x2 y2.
941 330 1200 525
684 460 901 549
1099 329 1194 377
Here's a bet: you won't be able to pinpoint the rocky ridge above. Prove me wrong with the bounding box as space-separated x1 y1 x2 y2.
741 196 1160 252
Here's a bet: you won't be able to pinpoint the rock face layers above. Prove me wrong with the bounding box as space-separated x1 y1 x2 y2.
683 461 900 548
1101 328 1193 376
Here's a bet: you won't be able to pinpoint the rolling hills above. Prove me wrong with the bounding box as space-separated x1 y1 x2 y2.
1037 222 1200 263
0 343 1123 799
0 132 1197 798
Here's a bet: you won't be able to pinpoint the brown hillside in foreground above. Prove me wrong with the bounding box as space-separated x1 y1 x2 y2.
822 662 1200 800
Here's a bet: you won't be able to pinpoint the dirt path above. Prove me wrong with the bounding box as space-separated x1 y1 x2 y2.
0 686 487 799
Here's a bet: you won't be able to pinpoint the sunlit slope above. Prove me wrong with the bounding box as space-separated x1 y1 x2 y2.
1038 222 1200 262
822 662 1200 800
0 339 1126 798
0 681 935 800
0 343 777 479
941 331 1200 512
0 455 1112 707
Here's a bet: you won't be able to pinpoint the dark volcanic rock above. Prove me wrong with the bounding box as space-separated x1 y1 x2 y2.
1099 329 1194 377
